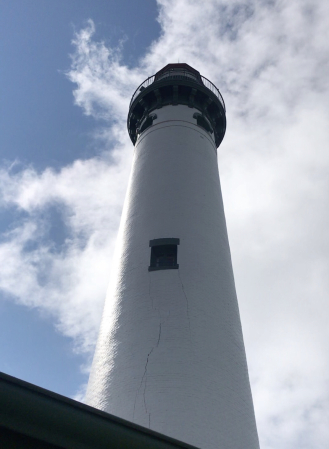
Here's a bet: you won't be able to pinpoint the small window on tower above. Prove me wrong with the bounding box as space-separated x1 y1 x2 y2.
139 114 157 134
148 238 180 271
193 112 213 134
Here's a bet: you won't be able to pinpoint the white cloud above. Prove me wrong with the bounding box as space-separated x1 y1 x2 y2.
0 155 131 353
1 0 329 447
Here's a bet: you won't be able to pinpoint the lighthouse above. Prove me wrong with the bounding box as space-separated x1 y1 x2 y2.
85 64 260 449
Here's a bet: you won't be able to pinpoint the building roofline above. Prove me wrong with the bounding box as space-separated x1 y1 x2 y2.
0 371 199 449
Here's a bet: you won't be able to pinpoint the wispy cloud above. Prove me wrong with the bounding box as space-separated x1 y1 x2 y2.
1 1 329 447
0 156 130 353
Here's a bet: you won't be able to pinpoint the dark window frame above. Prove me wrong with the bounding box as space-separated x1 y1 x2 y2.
148 238 180 271
139 113 157 134
193 112 213 134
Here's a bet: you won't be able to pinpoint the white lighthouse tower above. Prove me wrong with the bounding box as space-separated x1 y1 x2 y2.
86 64 259 449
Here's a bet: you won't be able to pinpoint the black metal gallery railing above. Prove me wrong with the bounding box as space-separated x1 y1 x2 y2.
130 70 225 111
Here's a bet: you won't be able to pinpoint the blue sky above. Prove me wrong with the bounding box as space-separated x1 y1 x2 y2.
1 1 160 170
1 1 329 448
0 0 160 398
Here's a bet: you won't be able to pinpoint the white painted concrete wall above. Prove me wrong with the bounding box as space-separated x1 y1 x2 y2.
86 104 259 449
